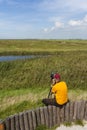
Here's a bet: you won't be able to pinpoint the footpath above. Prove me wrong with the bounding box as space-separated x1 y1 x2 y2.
56 124 87 130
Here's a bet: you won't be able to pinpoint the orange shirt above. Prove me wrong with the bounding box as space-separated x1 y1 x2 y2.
51 81 68 105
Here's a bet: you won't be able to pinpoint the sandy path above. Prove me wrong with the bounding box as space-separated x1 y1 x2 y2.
56 124 87 130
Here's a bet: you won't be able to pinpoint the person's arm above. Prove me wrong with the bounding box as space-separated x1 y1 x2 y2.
51 85 57 94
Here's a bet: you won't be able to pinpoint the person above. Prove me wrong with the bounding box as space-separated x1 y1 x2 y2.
42 73 68 107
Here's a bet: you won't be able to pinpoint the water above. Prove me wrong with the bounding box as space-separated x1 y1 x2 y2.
0 55 39 62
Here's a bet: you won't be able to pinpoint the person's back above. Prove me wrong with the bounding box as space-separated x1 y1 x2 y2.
52 81 68 105
42 73 68 107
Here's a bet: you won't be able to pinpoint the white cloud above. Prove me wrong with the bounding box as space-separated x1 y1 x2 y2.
50 27 55 31
68 15 87 27
43 14 87 34
68 20 82 26
43 21 64 32
55 21 64 28
83 15 87 22
66 0 87 11
43 28 48 32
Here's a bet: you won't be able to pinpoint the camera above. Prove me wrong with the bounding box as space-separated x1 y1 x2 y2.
50 72 55 80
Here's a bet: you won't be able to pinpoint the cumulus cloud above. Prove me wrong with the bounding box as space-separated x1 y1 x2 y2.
68 15 87 27
55 21 64 28
43 14 87 33
66 0 87 11
43 21 64 32
68 20 82 26
43 28 48 32
83 15 87 22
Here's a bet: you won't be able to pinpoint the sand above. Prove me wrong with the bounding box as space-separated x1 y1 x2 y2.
56 124 87 130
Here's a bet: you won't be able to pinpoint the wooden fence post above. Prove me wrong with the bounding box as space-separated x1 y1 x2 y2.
15 114 20 130
79 100 86 120
75 100 86 120
23 112 29 130
10 115 15 130
56 107 60 125
31 110 37 130
35 108 41 126
52 106 57 126
39 107 45 126
19 113 25 130
27 111 33 130
4 117 11 130
48 105 53 128
73 101 78 121
69 101 74 122
43 106 49 127
59 106 65 123
64 102 70 122
85 101 87 120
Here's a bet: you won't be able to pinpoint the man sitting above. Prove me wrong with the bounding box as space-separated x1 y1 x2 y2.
42 73 68 107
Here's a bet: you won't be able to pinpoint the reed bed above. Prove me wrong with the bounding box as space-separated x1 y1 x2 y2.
0 39 87 119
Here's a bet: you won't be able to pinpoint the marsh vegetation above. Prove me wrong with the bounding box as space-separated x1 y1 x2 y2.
0 39 87 119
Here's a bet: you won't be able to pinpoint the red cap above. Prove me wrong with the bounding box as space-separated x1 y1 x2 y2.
54 73 60 80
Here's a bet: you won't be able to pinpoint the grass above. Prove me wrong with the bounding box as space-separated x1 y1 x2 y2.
75 120 84 126
0 39 87 120
35 125 57 130
0 88 87 119
64 122 72 127
0 51 86 90
0 39 87 55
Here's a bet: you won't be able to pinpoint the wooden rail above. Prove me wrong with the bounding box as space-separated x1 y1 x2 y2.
1 100 87 130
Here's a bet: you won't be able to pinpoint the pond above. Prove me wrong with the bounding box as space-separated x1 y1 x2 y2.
0 55 40 62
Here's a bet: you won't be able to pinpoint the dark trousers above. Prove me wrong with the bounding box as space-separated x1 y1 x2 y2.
42 98 67 108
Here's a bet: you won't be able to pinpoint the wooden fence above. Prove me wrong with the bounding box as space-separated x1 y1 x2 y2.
1 100 87 130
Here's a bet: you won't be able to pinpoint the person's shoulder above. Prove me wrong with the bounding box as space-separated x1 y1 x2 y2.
59 81 65 83
59 81 67 85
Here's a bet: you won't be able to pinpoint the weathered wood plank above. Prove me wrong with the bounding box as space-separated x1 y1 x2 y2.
48 105 53 128
77 101 82 120
19 113 25 130
23 112 29 130
27 111 33 130
73 101 78 121
76 100 85 120
39 107 45 125
85 101 87 120
15 114 20 130
43 106 49 127
4 117 11 130
80 100 86 120
60 106 65 123
69 101 74 122
64 102 70 122
52 106 57 126
10 115 15 130
31 110 37 130
56 107 60 125
35 108 41 126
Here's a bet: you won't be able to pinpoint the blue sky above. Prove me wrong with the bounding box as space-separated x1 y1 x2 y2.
0 0 87 39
